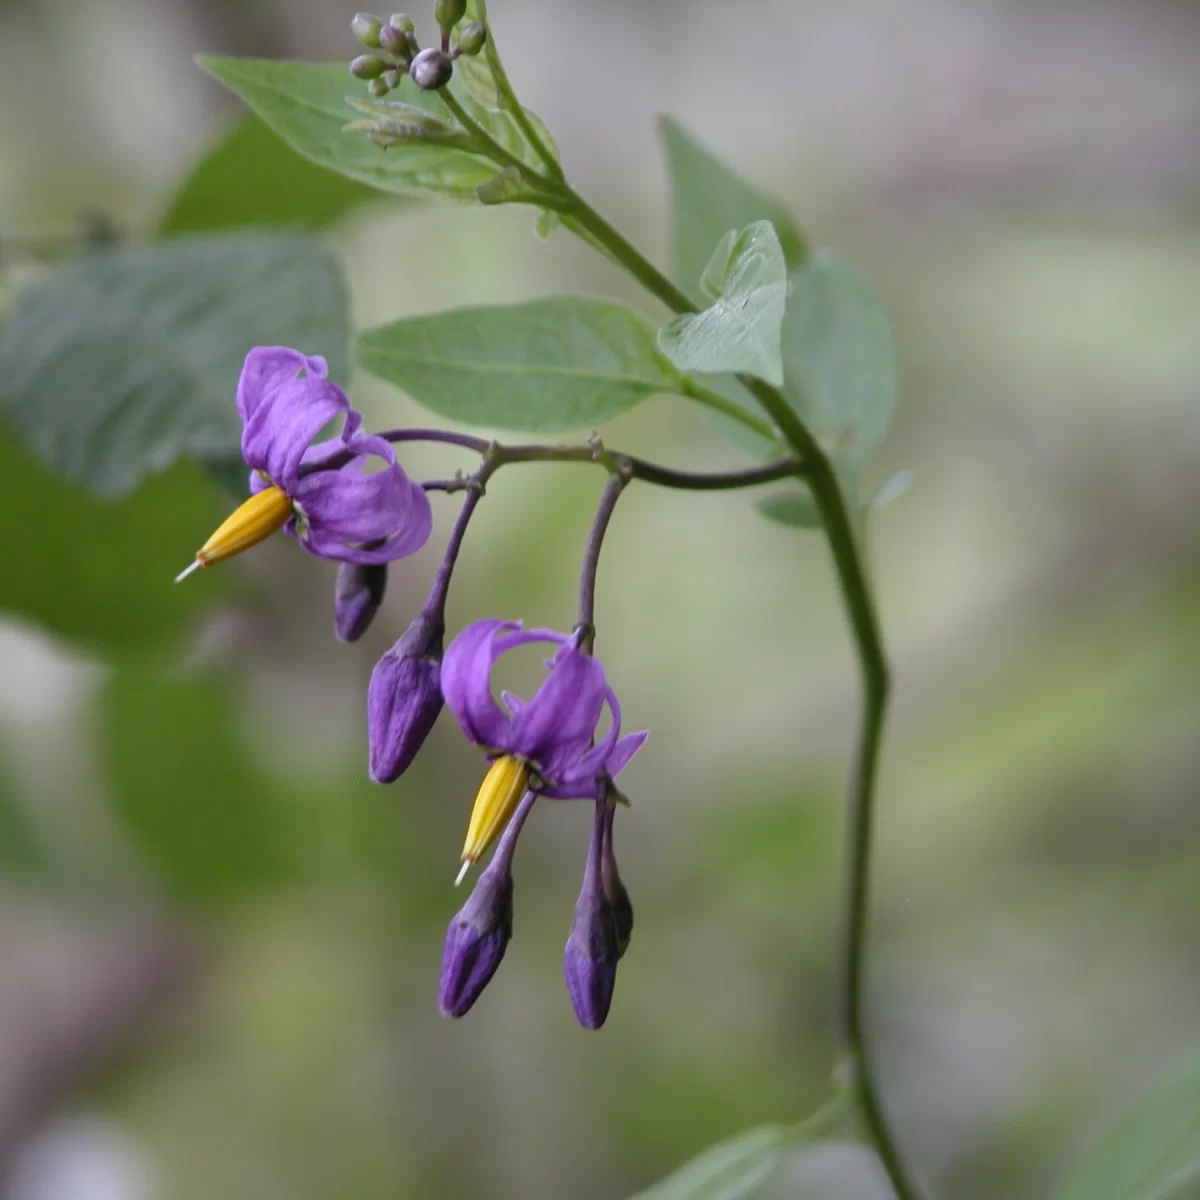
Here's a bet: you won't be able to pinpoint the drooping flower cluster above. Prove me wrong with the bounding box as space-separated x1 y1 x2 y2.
180 345 647 1029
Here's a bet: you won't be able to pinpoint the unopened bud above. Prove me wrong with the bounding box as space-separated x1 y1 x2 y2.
563 801 620 1029
410 47 453 90
367 76 390 97
387 12 415 33
378 23 410 56
334 562 387 643
367 610 444 782
438 863 513 1017
351 12 385 47
350 53 388 80
455 21 487 55
382 68 404 89
435 0 467 34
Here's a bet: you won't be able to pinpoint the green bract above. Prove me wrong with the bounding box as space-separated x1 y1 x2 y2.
658 221 789 386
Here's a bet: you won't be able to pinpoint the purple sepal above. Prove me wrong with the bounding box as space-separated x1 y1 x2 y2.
334 562 388 643
438 860 514 1018
367 611 444 783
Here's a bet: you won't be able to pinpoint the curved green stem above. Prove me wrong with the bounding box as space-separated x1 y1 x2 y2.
556 196 912 1198
438 89 556 192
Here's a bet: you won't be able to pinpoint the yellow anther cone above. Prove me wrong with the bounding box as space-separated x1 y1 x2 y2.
459 755 530 881
176 485 292 581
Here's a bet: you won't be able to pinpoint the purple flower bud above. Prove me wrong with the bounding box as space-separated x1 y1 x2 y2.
378 23 409 56
438 862 513 1017
367 610 444 782
563 800 620 1029
438 792 533 1017
411 47 453 90
334 562 387 643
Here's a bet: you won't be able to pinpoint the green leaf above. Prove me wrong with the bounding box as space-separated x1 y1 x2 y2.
658 221 788 385
455 42 504 110
198 58 549 202
157 113 380 236
1056 1044 1200 1200
781 251 898 469
627 1125 791 1200
660 117 806 303
0 419 231 657
358 296 682 431
0 233 349 496
756 492 821 529
100 668 295 904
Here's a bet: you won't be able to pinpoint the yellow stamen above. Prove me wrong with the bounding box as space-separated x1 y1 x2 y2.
459 755 530 880
175 485 293 581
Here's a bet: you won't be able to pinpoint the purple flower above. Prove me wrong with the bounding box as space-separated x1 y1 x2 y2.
178 347 431 579
367 609 445 783
442 618 648 871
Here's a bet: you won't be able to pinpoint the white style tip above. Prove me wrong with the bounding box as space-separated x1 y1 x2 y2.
454 860 472 888
174 559 204 584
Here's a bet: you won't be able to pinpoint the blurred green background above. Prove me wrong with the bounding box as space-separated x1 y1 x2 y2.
1 0 1199 1197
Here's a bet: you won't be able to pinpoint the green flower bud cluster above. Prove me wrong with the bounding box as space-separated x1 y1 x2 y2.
349 13 426 98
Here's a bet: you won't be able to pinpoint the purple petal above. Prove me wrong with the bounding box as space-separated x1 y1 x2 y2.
442 619 522 749
539 731 647 801
241 376 350 489
236 347 328 423
510 645 607 769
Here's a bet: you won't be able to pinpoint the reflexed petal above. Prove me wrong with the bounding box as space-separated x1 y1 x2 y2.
540 731 647 800
236 346 328 423
442 619 522 749
511 645 607 768
241 377 349 488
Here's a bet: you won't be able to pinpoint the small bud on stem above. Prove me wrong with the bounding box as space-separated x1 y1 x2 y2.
410 47 453 90
351 12 385 47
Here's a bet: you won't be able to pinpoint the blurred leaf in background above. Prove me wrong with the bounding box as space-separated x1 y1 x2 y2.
0 234 350 496
158 115 381 236
0 422 230 657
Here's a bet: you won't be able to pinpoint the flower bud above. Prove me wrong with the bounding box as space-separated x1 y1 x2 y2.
455 21 487 55
367 76 391 97
367 610 444 782
378 23 410 56
435 0 467 34
350 53 388 80
351 12 385 47
438 860 513 1017
387 12 415 33
334 562 387 643
410 47 453 90
563 801 620 1029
